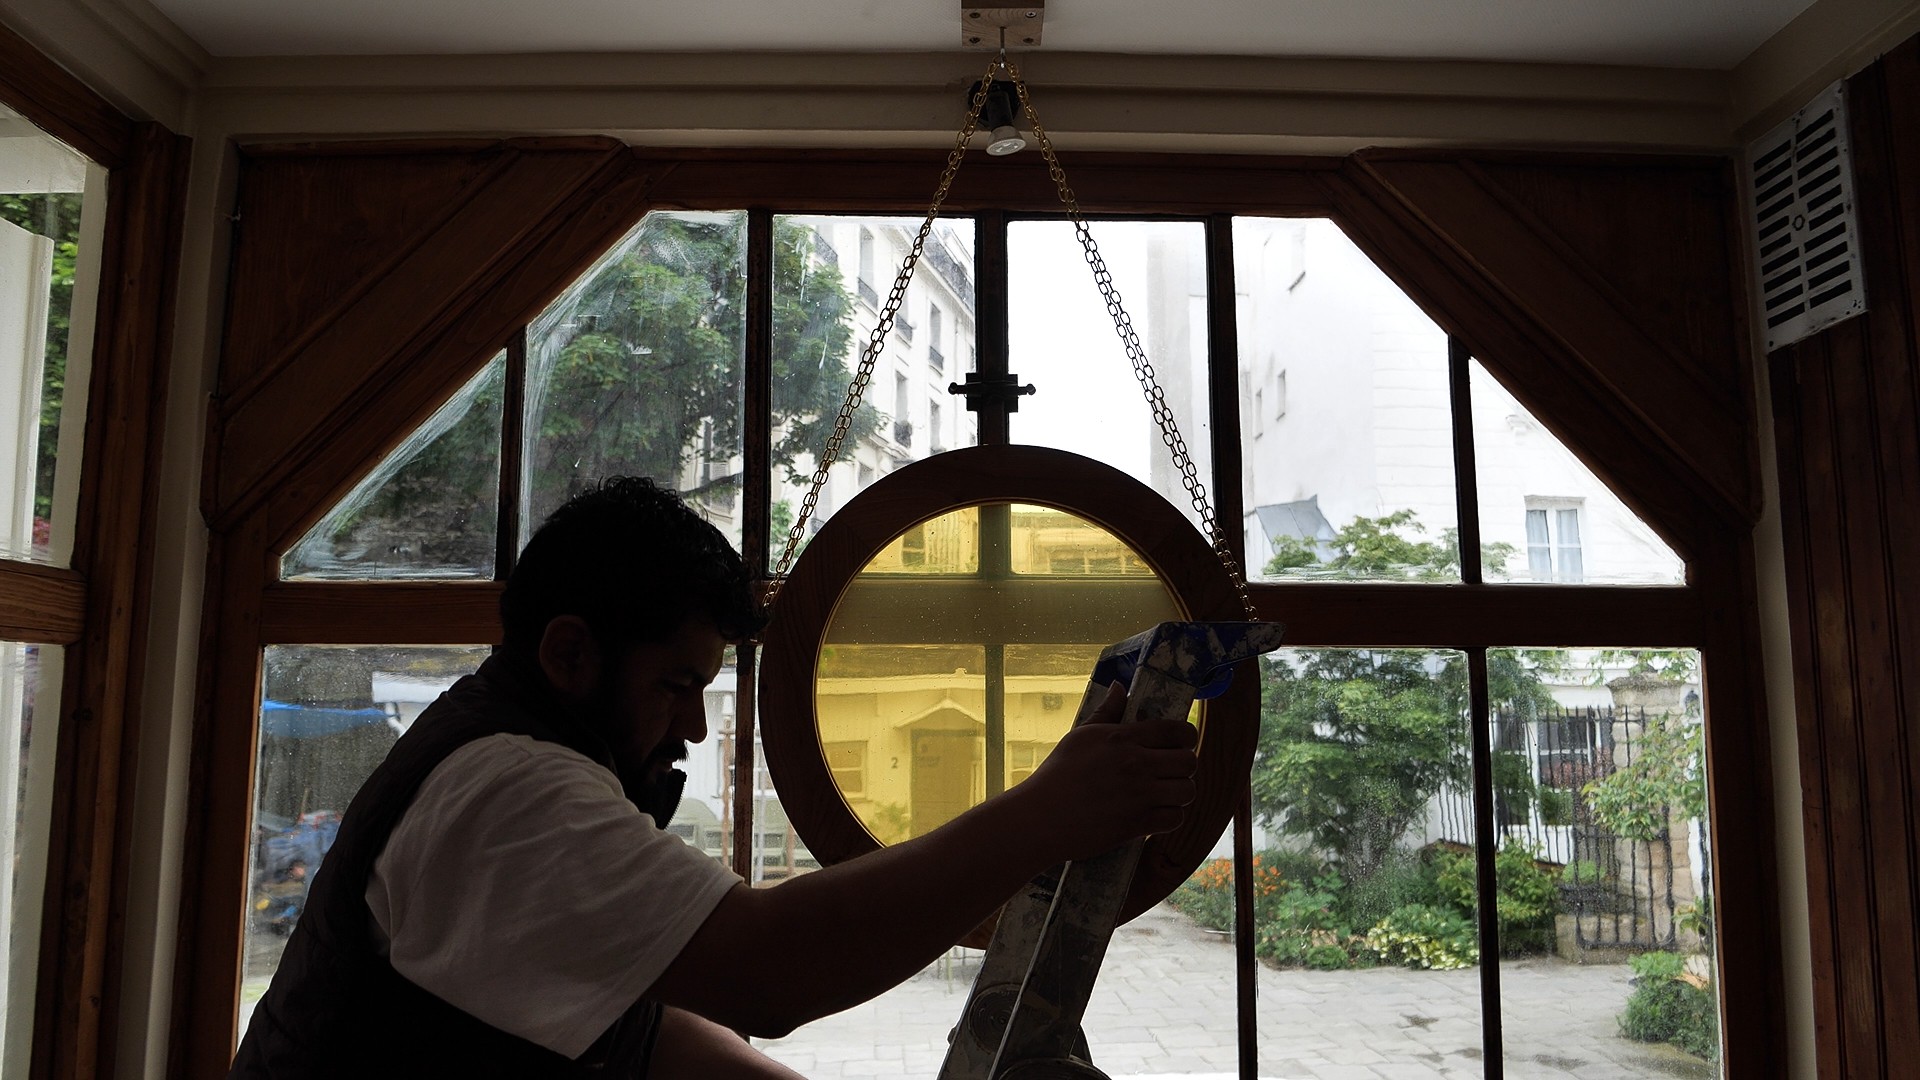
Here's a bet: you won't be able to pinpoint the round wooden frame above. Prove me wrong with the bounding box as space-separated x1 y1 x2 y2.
759 444 1263 925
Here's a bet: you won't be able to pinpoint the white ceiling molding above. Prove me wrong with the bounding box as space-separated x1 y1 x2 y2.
194 51 1735 154
152 0 1814 68
1732 0 1920 138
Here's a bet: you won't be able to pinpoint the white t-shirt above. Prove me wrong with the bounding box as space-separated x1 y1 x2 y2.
366 733 741 1058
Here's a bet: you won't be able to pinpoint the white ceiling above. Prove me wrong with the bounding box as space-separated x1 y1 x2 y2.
148 0 1817 69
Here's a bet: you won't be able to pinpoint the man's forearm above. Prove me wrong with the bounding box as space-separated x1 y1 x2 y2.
652 782 1055 1036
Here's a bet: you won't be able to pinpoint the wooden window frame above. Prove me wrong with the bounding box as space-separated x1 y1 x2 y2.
1 20 190 1080
176 143 1784 1078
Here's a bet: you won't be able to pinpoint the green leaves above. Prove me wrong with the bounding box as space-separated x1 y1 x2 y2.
1253 650 1469 884
1263 508 1519 582
1582 713 1705 841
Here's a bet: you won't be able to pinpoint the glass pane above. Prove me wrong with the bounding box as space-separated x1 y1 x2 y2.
1489 648 1718 1075
0 643 58 1073
818 504 1182 842
279 354 504 580
1252 648 1483 1070
1234 218 1463 582
0 115 104 566
758 819 1242 1078
523 211 749 550
770 215 977 559
1010 220 1211 533
1471 359 1685 585
239 645 489 1041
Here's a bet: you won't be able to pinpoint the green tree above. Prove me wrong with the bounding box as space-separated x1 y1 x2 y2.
1265 508 1516 581
327 215 874 569
523 214 876 514
1 193 85 527
1254 649 1468 883
1252 510 1552 883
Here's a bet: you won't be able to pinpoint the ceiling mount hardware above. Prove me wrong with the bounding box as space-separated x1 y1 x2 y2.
962 2 1044 48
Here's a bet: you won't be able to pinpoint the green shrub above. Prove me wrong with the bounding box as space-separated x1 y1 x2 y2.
1254 877 1348 967
1365 904 1479 970
1629 950 1687 982
1304 944 1352 970
1337 848 1439 931
1430 842 1559 955
1620 952 1719 1060
1538 787 1576 826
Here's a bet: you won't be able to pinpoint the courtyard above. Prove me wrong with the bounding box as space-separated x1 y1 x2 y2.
755 904 1716 1080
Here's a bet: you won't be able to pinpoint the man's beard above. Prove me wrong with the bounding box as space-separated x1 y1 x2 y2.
628 738 688 829
580 678 689 829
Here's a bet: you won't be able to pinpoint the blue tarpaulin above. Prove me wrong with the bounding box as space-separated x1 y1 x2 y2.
260 699 391 739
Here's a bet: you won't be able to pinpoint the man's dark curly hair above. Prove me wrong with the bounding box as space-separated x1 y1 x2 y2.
500 477 763 656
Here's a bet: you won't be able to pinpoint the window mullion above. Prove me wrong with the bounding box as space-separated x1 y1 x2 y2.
1450 335 1504 1076
495 328 528 580
1203 213 1259 1080
974 211 1010 447
1466 647 1505 1077
733 209 775 878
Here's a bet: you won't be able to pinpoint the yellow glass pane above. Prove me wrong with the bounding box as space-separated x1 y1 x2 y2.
861 506 978 575
1008 506 1154 576
816 504 1182 845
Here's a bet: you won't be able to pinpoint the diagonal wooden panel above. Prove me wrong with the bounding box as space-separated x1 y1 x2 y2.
1351 154 1758 529
208 141 631 527
219 147 509 393
1463 158 1748 406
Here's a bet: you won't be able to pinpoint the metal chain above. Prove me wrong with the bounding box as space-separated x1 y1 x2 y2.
767 53 1258 622
1005 59 1259 620
764 56 1004 612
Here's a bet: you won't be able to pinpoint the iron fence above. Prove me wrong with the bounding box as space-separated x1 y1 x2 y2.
1427 705 1699 952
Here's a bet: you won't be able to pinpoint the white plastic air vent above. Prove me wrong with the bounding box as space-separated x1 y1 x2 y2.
1746 82 1866 350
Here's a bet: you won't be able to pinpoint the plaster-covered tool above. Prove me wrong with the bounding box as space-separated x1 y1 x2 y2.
937 620 1286 1080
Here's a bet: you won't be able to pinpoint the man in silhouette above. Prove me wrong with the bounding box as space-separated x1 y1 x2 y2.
231 476 1197 1078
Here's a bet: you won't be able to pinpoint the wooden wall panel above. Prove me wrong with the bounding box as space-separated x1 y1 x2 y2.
219 148 508 389
205 140 642 531
1461 161 1747 398
1771 33 1920 1079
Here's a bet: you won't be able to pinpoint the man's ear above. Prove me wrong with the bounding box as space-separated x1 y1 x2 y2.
536 615 603 701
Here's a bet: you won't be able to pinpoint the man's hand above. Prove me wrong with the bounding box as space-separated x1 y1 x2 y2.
1010 681 1200 860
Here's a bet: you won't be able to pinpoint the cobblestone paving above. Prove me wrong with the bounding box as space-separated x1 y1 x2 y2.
755 904 1717 1080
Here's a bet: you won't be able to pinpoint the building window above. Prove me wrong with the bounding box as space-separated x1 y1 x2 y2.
825 741 867 798
929 303 944 370
1526 500 1584 582
1007 740 1053 787
1274 369 1287 419
857 228 877 306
